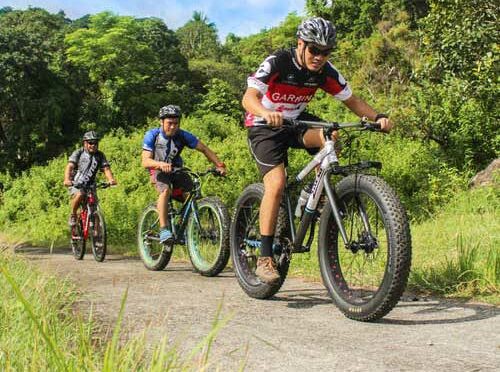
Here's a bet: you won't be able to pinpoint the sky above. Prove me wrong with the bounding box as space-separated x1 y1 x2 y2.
1 0 307 41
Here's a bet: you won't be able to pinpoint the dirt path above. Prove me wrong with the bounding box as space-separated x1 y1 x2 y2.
19 247 500 371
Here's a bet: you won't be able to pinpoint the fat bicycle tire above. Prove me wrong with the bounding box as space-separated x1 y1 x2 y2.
187 197 230 277
71 214 86 260
318 174 411 321
137 203 172 271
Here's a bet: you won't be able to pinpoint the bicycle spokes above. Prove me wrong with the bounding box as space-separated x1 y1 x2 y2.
334 192 387 302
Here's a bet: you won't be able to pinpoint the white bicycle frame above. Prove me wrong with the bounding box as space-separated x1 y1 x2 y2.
279 120 373 249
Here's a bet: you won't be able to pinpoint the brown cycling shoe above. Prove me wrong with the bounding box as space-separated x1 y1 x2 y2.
255 256 280 284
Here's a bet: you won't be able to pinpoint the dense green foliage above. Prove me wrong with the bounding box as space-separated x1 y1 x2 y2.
0 2 498 301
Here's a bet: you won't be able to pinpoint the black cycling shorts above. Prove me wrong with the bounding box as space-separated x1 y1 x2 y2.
152 170 194 199
247 112 322 176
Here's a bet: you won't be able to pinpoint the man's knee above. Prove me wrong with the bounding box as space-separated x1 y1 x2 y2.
263 171 286 197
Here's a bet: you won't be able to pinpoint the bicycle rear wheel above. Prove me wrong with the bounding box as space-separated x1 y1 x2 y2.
137 204 172 271
230 183 290 299
187 197 230 276
318 175 411 321
71 215 85 260
91 209 107 262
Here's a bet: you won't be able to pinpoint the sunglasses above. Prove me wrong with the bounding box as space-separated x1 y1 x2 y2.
307 45 333 57
86 141 98 145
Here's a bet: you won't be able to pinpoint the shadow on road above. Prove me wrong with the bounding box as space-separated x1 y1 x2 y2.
382 299 499 325
272 288 332 308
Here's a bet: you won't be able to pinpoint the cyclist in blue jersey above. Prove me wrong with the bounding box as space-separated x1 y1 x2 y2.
141 105 227 244
242 17 393 283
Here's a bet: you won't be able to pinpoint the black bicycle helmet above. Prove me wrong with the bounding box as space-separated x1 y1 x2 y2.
159 105 181 119
82 131 99 141
297 17 336 48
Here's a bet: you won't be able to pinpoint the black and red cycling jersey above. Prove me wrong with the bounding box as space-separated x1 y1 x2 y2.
245 48 352 127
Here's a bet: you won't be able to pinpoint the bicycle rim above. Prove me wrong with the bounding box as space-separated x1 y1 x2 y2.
329 190 389 304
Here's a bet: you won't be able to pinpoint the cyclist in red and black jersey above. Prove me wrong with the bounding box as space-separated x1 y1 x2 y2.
242 17 393 283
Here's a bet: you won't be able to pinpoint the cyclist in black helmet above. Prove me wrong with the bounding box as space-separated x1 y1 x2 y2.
141 104 227 244
64 131 117 226
242 17 392 283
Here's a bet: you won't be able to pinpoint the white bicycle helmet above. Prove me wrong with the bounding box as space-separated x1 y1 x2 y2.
297 17 336 48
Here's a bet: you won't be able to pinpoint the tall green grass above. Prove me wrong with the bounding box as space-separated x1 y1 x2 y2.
0 253 235 370
409 186 499 302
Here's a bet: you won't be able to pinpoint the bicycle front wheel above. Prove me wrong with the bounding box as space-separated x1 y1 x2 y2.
91 209 107 262
187 197 230 276
137 204 172 271
318 174 411 321
71 215 85 260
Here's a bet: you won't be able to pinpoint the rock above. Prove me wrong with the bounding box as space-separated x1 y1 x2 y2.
469 158 500 188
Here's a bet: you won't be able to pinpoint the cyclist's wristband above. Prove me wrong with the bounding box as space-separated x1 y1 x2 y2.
375 113 388 121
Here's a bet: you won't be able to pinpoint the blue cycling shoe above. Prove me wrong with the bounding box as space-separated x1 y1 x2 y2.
159 229 174 244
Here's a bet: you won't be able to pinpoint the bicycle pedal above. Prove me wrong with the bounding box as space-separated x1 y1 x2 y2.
292 245 310 253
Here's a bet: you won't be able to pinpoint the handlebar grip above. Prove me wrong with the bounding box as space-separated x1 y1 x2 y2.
253 118 296 127
365 122 382 131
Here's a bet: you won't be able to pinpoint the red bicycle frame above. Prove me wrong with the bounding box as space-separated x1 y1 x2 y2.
72 189 98 241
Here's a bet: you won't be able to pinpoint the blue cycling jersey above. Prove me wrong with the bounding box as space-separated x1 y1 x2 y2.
142 128 199 167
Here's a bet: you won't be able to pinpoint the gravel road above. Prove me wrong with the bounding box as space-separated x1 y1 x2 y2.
20 247 500 371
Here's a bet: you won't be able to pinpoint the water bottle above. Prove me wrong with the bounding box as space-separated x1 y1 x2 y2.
295 184 312 218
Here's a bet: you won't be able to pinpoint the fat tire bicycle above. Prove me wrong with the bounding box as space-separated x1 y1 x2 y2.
70 182 111 262
230 119 412 321
137 168 230 276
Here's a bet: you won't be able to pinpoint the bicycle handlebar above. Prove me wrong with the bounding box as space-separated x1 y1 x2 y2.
254 118 382 131
70 182 113 190
172 167 225 178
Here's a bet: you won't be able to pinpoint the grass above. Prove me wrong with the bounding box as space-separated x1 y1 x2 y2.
409 186 499 303
0 253 236 370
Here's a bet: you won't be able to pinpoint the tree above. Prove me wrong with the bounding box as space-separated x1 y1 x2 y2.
399 0 499 170
194 78 242 121
176 11 220 60
305 0 428 40
0 8 79 173
65 12 190 127
227 12 301 72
